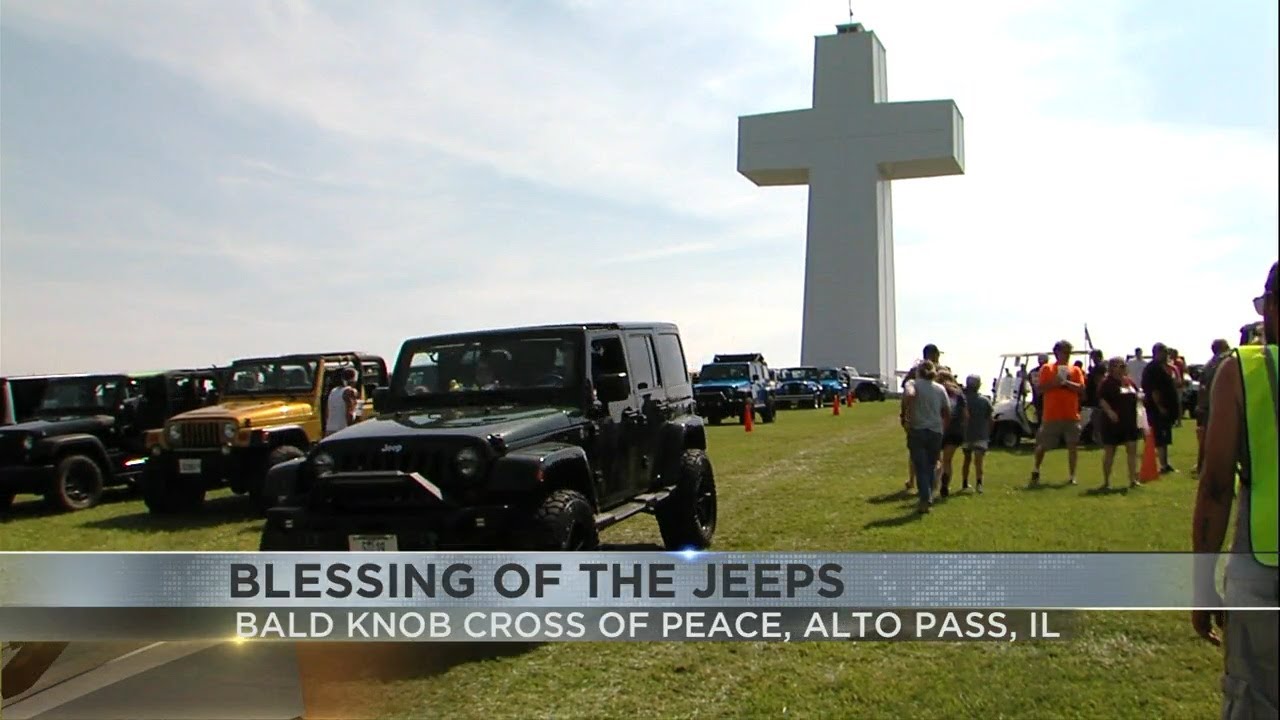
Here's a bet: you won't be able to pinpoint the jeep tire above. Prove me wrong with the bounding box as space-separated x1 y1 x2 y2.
142 464 206 515
656 449 716 551
251 445 306 513
760 400 776 424
0 492 13 511
520 489 599 551
47 454 104 512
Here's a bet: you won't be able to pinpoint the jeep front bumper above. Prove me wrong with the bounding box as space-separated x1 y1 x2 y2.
262 504 521 550
0 464 56 495
695 395 751 417
149 449 257 490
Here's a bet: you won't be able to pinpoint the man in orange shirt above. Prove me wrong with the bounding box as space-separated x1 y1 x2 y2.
1030 339 1088 486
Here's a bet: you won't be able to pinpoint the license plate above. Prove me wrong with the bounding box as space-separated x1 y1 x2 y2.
178 458 201 475
348 534 398 552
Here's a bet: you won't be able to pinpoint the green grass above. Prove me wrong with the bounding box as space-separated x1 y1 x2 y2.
1 404 1221 719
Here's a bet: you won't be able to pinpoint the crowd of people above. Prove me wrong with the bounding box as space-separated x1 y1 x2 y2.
896 330 1251 511
897 261 1277 717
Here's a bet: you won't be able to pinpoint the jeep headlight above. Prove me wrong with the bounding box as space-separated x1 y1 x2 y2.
167 424 182 443
455 447 481 478
222 421 237 441
21 435 34 451
311 451 335 476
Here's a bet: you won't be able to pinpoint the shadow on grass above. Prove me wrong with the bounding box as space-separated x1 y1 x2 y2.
863 510 923 529
78 494 260 532
2 487 140 520
867 489 914 505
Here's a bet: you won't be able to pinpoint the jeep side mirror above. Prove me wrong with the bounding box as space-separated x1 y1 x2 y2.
596 373 630 404
373 387 390 407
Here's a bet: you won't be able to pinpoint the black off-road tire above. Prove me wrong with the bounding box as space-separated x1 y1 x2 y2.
760 401 776 423
258 526 297 551
656 449 717 551
707 415 722 426
0 492 13 511
46 454 105 512
141 463 206 515
250 445 306 513
994 423 1021 450
520 489 599 551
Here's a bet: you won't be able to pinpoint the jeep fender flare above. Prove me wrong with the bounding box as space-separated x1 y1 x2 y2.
658 417 706 488
257 425 310 451
33 435 111 473
490 443 597 508
261 457 308 508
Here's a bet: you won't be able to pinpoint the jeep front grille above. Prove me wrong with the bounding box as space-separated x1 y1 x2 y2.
331 447 443 480
175 422 223 448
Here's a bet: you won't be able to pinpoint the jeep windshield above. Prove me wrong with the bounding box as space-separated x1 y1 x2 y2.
819 369 842 381
778 368 819 381
392 332 583 407
222 359 319 397
698 364 750 381
33 375 125 416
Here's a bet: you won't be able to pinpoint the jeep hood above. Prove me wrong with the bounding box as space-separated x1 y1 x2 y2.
694 380 749 391
0 415 113 438
323 406 577 446
173 398 314 426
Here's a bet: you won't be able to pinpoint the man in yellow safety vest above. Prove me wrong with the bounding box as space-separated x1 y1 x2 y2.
1193 261 1279 719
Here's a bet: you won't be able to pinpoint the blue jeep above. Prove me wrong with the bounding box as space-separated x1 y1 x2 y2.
778 367 848 404
693 353 776 425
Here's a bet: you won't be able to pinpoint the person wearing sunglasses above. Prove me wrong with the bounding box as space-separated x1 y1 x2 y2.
1192 261 1278 719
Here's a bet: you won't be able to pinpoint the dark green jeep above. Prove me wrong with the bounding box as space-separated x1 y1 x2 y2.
258 322 717 551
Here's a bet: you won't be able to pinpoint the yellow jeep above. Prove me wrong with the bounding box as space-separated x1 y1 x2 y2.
141 351 388 514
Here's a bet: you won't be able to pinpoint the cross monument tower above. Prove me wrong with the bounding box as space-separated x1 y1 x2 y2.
737 23 964 381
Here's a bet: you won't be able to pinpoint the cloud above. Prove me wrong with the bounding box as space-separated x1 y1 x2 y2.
1 0 1275 381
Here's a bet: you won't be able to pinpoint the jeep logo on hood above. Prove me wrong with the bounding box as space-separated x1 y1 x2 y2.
380 443 403 453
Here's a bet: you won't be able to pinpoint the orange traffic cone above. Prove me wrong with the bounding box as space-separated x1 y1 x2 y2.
744 399 754 432
848 391 857 405
832 394 841 416
1140 428 1160 482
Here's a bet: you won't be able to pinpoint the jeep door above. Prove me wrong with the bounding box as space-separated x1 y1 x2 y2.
587 333 642 508
622 332 666 492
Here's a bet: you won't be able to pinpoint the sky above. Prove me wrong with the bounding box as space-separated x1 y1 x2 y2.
1 0 1276 382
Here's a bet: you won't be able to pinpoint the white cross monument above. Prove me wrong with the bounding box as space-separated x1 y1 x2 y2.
738 23 964 382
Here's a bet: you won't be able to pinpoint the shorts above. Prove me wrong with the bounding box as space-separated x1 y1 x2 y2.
943 433 964 448
1037 419 1081 449
1100 425 1142 446
964 440 989 453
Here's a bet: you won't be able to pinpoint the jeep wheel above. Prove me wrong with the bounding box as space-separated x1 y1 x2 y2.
521 489 599 551
656 449 717 551
251 445 306 513
994 423 1021 450
707 416 722 426
47 455 104 512
142 464 206 515
760 401 776 423
0 492 13 511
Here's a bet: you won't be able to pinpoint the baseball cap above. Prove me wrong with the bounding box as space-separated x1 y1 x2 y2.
922 343 941 358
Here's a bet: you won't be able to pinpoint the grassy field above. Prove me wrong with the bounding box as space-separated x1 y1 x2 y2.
1 403 1222 719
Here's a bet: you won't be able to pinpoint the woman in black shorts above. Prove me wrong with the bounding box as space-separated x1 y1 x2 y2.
938 372 968 497
1097 356 1142 489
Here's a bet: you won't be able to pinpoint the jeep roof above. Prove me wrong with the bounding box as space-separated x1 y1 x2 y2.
398 322 681 344
712 353 767 364
226 351 383 365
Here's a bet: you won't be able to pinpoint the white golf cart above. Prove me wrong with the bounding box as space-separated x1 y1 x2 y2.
990 351 1097 450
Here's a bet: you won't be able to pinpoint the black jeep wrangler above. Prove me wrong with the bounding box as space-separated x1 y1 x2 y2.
0 369 221 511
258 322 717 552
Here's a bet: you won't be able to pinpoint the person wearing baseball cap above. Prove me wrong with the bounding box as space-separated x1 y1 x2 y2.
1193 261 1278 718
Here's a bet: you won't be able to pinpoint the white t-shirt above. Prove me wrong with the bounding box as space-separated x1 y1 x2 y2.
1125 359 1148 385
325 385 355 434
